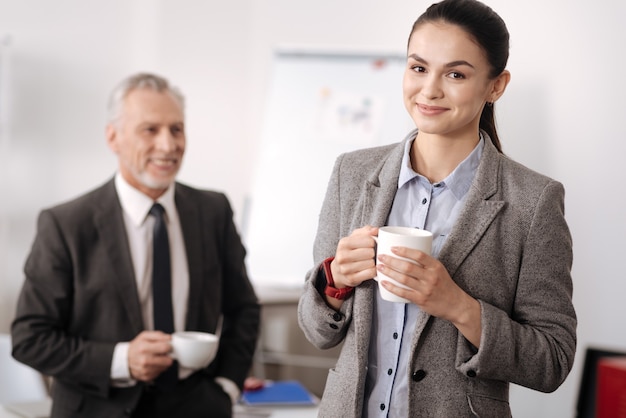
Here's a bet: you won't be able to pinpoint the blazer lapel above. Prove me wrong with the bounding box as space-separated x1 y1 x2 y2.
437 139 505 278
354 141 405 358
174 185 203 331
93 179 144 333
361 142 405 227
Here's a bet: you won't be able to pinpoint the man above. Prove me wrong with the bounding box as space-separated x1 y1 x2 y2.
11 73 260 418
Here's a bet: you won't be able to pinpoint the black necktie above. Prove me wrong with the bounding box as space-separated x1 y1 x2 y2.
150 203 178 389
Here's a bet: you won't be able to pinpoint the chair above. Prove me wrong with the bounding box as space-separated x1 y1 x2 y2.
0 333 49 404
575 346 626 418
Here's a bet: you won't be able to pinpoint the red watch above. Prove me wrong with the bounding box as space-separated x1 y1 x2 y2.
322 256 354 300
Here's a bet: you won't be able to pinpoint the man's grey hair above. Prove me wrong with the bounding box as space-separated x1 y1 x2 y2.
106 72 185 125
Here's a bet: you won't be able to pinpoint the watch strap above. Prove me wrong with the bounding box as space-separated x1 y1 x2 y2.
322 256 354 300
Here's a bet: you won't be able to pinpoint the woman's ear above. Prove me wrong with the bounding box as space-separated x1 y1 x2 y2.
489 70 511 103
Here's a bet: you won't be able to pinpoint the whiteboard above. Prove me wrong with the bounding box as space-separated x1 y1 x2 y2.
243 48 414 288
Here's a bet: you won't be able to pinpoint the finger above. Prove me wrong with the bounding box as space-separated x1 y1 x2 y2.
336 247 376 265
377 266 416 292
339 235 377 253
380 278 416 302
138 330 172 342
390 246 431 266
354 225 379 236
129 350 174 380
148 340 174 356
340 263 378 283
378 254 422 277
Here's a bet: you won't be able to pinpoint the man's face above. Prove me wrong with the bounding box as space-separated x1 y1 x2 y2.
107 88 185 199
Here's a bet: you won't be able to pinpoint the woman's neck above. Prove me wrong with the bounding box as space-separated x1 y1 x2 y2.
410 132 480 183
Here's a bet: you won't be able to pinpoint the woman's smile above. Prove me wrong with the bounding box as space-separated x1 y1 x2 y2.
417 103 448 116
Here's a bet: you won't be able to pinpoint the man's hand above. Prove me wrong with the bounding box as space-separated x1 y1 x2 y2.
127 331 174 382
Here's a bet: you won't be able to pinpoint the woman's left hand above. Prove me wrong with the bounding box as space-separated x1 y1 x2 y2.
377 246 482 347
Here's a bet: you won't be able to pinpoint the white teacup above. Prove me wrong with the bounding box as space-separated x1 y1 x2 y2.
171 331 219 369
374 226 433 303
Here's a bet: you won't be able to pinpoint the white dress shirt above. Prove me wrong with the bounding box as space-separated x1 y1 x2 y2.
108 174 240 403
110 173 190 382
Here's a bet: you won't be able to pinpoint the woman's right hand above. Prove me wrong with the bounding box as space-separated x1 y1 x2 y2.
330 225 379 288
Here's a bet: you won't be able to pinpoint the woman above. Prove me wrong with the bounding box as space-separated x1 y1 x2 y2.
297 0 577 416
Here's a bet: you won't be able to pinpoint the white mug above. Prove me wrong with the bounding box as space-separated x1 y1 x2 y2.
374 226 433 303
171 331 219 369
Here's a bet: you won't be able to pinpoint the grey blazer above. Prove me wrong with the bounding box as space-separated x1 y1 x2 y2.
298 132 576 417
11 179 260 418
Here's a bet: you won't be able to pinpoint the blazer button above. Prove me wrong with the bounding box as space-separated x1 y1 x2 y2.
329 323 339 329
467 370 477 378
332 312 342 322
412 369 427 382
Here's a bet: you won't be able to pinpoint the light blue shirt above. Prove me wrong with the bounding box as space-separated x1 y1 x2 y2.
363 135 484 417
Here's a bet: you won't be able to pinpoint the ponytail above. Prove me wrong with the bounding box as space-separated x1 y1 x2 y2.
480 103 503 153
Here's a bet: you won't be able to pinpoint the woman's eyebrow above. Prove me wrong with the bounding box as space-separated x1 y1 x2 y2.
407 53 475 69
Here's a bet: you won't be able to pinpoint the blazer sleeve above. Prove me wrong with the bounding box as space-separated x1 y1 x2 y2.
455 180 576 393
211 193 261 388
298 153 355 350
12 209 116 398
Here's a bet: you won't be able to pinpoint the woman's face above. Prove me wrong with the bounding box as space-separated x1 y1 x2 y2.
403 21 504 140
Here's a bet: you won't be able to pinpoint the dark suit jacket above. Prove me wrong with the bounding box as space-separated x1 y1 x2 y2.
11 179 260 418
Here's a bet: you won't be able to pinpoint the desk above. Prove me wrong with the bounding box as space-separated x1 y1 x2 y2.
265 406 318 418
234 405 318 418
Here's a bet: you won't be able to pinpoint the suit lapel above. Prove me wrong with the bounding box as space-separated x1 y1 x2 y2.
361 143 405 227
437 139 505 278
175 185 203 331
354 142 405 357
93 180 144 333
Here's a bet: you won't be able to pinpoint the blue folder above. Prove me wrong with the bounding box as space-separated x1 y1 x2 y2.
241 380 317 406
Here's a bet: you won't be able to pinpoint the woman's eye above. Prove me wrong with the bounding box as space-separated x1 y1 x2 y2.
411 65 426 73
448 71 465 79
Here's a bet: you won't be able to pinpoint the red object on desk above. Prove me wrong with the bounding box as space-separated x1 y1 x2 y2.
597 356 626 417
243 376 265 392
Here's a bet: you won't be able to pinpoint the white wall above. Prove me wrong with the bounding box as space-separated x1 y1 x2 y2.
1 1 625 416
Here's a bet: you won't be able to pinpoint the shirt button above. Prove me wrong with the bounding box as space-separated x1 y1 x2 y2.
393 332 398 339
332 312 342 322
387 368 393 375
421 198 427 204
412 369 427 382
380 403 386 411
467 370 477 378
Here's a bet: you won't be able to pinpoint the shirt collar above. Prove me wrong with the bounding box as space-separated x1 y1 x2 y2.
397 131 484 200
115 173 177 226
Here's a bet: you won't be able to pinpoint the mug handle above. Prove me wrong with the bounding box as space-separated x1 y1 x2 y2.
372 236 379 281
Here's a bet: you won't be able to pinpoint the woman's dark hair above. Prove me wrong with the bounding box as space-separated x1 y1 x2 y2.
409 0 509 152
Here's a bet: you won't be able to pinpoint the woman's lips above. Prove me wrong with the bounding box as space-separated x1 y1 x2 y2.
417 103 448 116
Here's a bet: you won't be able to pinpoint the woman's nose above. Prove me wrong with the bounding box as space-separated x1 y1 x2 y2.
420 75 443 100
